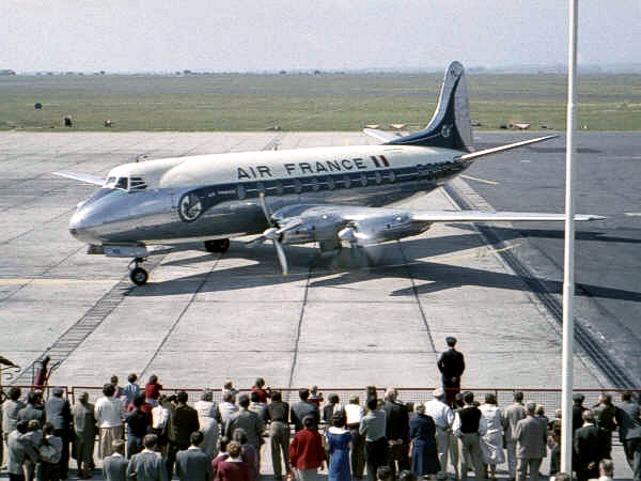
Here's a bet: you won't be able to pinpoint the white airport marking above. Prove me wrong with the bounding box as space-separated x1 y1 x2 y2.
461 174 500 186
624 213 641 217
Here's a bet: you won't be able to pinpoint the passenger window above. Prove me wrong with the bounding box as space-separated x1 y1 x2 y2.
311 177 320 191
237 185 246 200
359 173 368 187
343 175 351 188
275 181 284 196
327 176 335 190
257 182 266 195
294 179 303 194
374 171 382 185
388 170 396 182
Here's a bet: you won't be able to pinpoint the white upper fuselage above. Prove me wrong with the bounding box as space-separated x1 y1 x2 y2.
104 144 459 190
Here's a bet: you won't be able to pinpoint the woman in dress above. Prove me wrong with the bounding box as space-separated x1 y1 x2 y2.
326 412 352 481
409 404 439 478
479 393 505 480
195 389 221 458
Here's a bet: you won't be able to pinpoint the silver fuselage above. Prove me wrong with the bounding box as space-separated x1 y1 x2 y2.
69 144 471 246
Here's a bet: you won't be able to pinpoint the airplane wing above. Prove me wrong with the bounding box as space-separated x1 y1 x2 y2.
362 128 404 143
248 202 605 273
409 211 605 222
53 171 105 186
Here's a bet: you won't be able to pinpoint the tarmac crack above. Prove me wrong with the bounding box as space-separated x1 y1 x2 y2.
397 240 437 354
287 266 312 390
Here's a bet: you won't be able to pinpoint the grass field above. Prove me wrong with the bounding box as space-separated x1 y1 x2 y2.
2 72 641 131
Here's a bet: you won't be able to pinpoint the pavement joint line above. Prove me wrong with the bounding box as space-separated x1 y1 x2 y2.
397 240 436 353
0 205 78 246
287 265 312 390
139 135 285 378
0 244 87 303
139 253 221 378
442 180 636 388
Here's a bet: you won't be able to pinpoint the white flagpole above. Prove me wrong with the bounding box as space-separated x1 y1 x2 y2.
560 0 578 474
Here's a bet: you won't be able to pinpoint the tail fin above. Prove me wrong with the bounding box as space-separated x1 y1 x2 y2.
388 61 473 152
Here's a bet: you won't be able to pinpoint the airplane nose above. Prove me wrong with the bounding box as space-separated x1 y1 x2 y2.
69 208 100 243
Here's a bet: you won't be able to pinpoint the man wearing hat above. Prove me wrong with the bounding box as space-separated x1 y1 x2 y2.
425 388 457 478
437 337 465 407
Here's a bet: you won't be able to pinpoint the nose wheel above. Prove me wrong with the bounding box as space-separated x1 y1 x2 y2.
129 258 149 286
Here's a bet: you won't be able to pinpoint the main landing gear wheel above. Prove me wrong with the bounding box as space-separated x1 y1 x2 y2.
204 238 230 253
129 257 149 286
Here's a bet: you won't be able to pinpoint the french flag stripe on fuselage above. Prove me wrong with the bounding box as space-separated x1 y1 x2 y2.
371 155 390 168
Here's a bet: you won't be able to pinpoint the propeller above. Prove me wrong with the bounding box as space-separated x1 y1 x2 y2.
245 194 297 275
338 224 373 268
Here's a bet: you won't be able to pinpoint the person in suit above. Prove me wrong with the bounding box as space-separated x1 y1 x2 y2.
437 337 465 407
514 402 547 481
44 387 72 479
127 434 168 481
176 431 214 481
615 392 641 481
292 389 320 433
323 394 344 425
167 390 200 480
17 391 45 424
360 397 388 481
572 394 586 433
383 388 410 478
503 392 527 481
6 420 39 481
573 410 604 481
225 394 265 453
73 392 97 479
102 439 127 481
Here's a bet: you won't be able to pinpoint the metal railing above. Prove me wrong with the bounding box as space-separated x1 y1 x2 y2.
2 385 638 415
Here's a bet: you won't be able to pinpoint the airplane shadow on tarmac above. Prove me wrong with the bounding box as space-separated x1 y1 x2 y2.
127 228 641 303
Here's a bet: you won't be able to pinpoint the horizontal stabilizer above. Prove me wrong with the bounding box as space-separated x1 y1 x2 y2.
53 171 105 186
411 211 605 223
457 135 558 161
362 128 403 143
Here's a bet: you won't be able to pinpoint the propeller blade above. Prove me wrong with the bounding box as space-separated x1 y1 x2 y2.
245 236 267 248
273 240 289 275
258 193 275 227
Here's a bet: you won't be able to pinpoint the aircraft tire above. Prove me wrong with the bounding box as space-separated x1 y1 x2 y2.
130 267 149 286
204 239 230 253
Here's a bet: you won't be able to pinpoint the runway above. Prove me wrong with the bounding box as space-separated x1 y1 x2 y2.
0 131 636 395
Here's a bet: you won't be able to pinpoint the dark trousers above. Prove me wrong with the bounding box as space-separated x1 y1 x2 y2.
270 421 290 479
9 474 25 481
387 442 409 480
623 437 641 481
365 437 388 481
348 425 365 478
442 380 461 408
40 462 61 481
127 434 144 459
53 429 69 478
166 441 189 480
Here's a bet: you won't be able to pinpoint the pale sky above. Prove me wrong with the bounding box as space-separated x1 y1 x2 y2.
2 0 641 72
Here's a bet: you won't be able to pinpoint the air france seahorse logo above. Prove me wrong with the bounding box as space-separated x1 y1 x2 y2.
178 192 203 222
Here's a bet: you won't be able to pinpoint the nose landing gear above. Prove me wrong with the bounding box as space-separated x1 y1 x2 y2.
129 257 149 286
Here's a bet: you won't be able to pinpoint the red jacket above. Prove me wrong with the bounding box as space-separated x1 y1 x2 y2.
289 428 326 470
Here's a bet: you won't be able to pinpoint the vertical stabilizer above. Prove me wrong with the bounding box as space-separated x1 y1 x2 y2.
388 61 474 152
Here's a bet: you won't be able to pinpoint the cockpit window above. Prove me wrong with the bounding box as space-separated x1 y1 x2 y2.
105 176 116 187
114 177 128 190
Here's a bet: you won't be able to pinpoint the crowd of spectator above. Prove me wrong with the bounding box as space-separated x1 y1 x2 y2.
1 372 639 481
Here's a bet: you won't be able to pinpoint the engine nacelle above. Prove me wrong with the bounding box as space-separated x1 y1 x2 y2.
279 212 345 245
348 214 431 244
